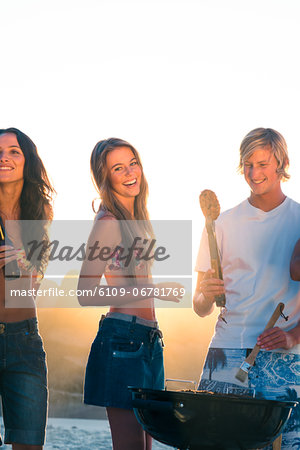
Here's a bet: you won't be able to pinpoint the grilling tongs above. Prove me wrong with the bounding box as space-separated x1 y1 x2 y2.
199 190 226 318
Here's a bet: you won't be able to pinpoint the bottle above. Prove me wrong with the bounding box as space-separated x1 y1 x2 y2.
0 217 21 280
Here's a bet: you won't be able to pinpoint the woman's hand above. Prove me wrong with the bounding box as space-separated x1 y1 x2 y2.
3 263 35 308
0 245 17 270
154 281 185 303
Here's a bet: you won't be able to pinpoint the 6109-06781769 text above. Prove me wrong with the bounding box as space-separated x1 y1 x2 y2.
9 286 186 299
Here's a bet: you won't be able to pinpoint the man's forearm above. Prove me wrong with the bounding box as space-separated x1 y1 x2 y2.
290 256 300 281
287 321 300 348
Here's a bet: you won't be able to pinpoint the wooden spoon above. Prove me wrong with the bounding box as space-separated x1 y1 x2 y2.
199 190 225 307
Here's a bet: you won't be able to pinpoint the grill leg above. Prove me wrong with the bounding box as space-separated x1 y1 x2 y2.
272 434 282 450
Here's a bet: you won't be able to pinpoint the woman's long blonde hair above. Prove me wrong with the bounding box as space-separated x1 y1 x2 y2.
91 138 152 224
90 138 154 282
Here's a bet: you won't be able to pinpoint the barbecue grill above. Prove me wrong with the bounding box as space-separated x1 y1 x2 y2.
131 387 297 449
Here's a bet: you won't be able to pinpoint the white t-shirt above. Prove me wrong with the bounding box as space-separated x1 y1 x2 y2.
195 197 300 352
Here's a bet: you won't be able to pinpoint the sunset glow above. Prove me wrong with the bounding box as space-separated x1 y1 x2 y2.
2 0 300 409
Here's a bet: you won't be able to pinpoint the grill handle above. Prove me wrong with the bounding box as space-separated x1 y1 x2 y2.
132 398 173 411
165 378 197 390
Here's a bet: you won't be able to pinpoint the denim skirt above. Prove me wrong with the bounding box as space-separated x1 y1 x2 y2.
84 313 164 410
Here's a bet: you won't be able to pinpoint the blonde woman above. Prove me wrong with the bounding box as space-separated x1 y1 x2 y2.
78 138 183 450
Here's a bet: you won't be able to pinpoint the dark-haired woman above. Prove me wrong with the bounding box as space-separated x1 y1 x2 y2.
0 128 54 449
78 139 183 450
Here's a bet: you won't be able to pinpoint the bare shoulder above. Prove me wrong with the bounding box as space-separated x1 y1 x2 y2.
91 211 121 246
95 209 117 222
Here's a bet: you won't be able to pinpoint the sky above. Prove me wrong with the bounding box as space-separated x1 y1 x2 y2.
2 0 300 286
2 0 300 295
2 0 300 389
2 0 300 224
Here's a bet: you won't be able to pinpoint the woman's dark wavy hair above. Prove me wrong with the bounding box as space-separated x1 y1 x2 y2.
0 127 55 273
90 138 154 283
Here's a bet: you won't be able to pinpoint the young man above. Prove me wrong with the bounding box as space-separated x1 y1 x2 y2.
194 128 300 449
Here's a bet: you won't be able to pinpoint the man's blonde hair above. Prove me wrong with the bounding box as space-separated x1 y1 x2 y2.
239 128 290 180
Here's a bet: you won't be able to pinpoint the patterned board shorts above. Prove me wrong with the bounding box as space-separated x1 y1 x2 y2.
199 348 300 450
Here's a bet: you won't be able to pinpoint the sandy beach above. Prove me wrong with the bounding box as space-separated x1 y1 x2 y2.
0 417 171 449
